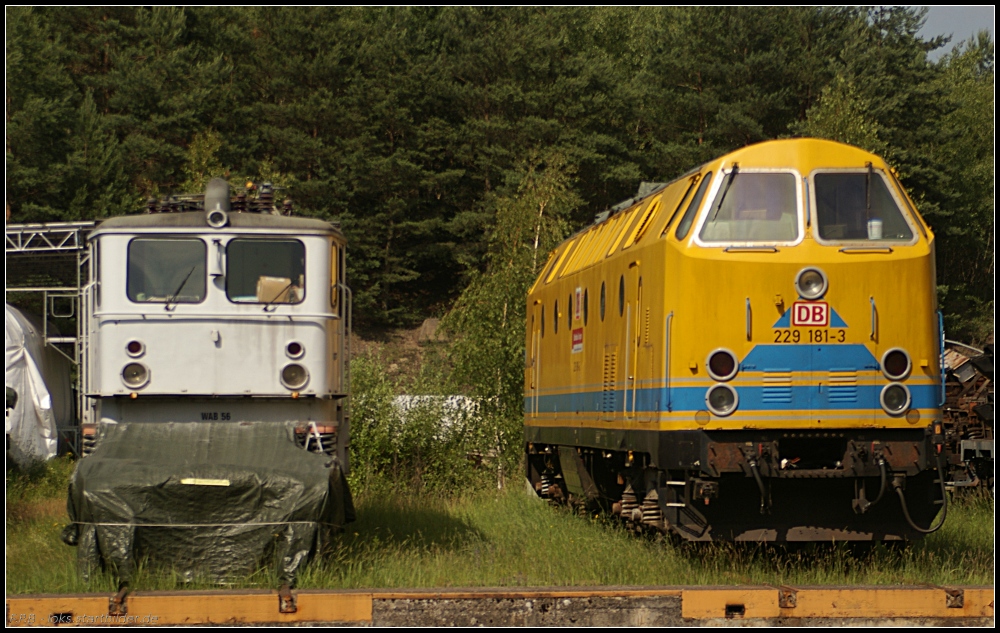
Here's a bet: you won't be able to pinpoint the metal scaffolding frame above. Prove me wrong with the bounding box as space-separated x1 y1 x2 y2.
6 221 96 455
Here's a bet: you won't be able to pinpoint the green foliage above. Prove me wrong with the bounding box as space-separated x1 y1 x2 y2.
932 33 995 343
443 152 580 488
793 75 888 156
4 7 993 334
348 351 494 493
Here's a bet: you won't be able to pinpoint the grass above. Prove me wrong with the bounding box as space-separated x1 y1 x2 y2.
5 457 995 594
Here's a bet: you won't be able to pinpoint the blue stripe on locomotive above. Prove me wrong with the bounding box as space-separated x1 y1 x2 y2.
525 344 939 415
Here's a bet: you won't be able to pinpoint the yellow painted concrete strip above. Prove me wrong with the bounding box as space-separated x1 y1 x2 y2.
681 587 780 619
780 587 995 619
128 591 372 625
7 595 111 627
6 591 373 626
7 587 993 624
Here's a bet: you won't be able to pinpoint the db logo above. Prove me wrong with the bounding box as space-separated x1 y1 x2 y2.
791 301 829 327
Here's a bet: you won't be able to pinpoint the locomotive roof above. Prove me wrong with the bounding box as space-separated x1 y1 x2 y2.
91 211 343 237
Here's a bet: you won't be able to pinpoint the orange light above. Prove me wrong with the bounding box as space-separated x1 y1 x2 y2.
130 392 138 399
291 392 300 399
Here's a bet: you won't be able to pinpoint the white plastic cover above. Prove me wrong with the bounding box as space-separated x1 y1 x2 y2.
5 304 73 467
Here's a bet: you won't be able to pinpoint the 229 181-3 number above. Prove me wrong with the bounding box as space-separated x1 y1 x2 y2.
773 329 846 343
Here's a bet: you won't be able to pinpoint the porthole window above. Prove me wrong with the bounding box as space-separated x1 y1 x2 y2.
583 289 589 325
554 300 559 334
618 275 625 316
600 282 606 321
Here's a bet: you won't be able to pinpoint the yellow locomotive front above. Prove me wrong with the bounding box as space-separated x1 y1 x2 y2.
525 139 946 541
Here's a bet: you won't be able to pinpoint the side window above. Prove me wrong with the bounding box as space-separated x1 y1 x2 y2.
675 172 713 240
94 240 101 307
330 242 339 314
227 239 305 304
127 238 206 304
554 300 559 334
618 275 625 316
662 178 698 234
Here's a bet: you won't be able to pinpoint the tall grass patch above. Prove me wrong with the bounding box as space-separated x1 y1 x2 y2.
5 457 994 593
349 351 501 494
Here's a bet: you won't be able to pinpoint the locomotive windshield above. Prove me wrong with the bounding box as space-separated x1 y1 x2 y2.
814 171 913 241
699 172 798 242
127 238 206 303
226 238 306 304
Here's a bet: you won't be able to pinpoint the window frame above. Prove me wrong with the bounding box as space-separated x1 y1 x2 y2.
692 167 805 248
126 237 208 305
808 168 919 247
225 237 307 305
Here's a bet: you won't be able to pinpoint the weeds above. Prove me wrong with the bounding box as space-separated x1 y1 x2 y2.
349 351 510 494
5 357 994 593
4 460 994 594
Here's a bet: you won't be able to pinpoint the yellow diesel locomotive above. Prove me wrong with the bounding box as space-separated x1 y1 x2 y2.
525 138 947 542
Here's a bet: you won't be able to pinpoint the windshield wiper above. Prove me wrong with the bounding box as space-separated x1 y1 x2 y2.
262 281 296 312
165 266 197 310
709 163 739 223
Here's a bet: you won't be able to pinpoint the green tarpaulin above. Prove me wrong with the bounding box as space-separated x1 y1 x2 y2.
64 421 354 585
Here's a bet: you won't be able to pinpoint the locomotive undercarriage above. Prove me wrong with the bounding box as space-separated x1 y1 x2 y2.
526 427 945 541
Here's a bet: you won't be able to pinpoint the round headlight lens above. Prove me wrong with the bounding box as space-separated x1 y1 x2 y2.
286 341 304 359
707 349 738 381
281 363 309 390
881 348 911 380
705 384 738 417
795 267 828 300
880 383 910 415
126 340 145 357
122 363 149 388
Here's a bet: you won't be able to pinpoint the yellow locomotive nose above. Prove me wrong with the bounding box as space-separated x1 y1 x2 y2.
525 138 944 542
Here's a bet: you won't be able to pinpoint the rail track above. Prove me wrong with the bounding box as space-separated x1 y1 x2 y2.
7 585 993 626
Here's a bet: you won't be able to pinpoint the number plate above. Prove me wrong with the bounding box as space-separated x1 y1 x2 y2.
773 328 846 344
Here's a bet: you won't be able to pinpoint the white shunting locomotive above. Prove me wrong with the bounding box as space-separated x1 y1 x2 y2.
80 180 351 461
61 178 354 584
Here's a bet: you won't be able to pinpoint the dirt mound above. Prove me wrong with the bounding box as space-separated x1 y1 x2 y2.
351 319 448 385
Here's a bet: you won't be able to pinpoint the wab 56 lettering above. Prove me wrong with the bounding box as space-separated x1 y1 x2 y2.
200 412 231 420
773 329 846 343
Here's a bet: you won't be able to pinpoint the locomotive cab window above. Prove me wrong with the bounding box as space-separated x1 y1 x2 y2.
127 238 206 304
330 242 340 314
699 171 799 243
226 239 306 304
813 171 914 242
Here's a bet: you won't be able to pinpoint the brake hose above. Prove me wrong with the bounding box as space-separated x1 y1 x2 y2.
893 451 948 534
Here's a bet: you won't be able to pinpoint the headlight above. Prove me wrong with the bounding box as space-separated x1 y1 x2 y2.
125 340 145 358
707 349 738 381
881 348 911 380
286 341 305 359
795 267 828 300
705 384 738 417
281 363 309 390
122 363 149 389
880 383 910 416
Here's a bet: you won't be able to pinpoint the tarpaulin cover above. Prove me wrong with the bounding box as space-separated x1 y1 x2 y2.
5 303 73 467
66 421 354 585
